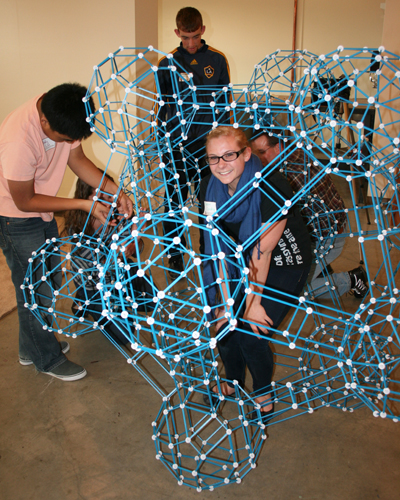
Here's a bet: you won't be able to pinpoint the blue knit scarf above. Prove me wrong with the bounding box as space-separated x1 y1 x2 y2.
203 154 263 309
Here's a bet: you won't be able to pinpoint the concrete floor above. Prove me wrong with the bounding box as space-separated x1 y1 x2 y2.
1 306 399 500
1 176 400 499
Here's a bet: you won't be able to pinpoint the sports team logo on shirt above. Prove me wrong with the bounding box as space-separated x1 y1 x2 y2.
204 65 214 79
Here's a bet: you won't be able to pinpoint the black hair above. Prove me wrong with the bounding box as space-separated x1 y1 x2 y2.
41 83 95 141
176 7 203 32
251 130 302 163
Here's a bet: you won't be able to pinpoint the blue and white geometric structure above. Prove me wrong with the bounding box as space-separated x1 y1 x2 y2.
23 45 400 490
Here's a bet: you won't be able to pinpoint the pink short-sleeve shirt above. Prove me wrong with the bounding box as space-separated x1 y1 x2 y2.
0 95 79 221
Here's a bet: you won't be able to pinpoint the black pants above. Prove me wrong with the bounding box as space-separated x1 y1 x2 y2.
163 139 208 261
73 267 154 345
217 265 310 395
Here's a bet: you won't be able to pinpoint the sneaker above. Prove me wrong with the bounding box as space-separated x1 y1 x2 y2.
349 266 368 298
19 341 70 366
42 359 87 381
168 258 184 278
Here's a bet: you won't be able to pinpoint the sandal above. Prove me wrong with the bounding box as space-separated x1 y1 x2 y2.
203 382 235 406
249 403 275 425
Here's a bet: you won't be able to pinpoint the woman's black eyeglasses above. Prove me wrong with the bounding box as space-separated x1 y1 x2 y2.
205 147 246 165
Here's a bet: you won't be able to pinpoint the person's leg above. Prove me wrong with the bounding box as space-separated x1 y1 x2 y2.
186 138 208 192
216 325 246 390
241 266 310 399
163 153 189 268
309 234 346 282
163 168 189 234
309 235 364 298
261 266 311 330
238 331 274 397
163 137 209 263
311 271 351 298
0 217 66 372
186 139 209 256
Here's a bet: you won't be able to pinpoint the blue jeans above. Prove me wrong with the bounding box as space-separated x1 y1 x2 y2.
308 234 350 298
0 216 66 371
217 265 310 395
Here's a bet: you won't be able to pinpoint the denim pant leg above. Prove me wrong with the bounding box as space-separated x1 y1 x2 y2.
0 216 65 371
309 235 350 297
311 271 351 298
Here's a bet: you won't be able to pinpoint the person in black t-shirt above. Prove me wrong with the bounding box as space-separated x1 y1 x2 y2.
200 126 311 422
157 7 230 277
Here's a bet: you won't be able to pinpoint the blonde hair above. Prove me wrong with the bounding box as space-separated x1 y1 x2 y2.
206 126 249 152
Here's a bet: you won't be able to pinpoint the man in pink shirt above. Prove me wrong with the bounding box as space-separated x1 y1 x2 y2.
0 83 132 381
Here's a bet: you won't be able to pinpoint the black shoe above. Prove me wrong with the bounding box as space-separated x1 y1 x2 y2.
349 266 368 298
249 403 275 425
168 258 184 278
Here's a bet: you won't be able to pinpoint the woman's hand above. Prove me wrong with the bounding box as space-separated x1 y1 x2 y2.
243 219 286 336
214 306 232 333
243 300 273 336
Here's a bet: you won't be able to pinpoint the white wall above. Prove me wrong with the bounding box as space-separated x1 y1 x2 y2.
0 0 390 198
373 0 400 192
0 0 157 197
158 0 385 85
0 0 140 121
